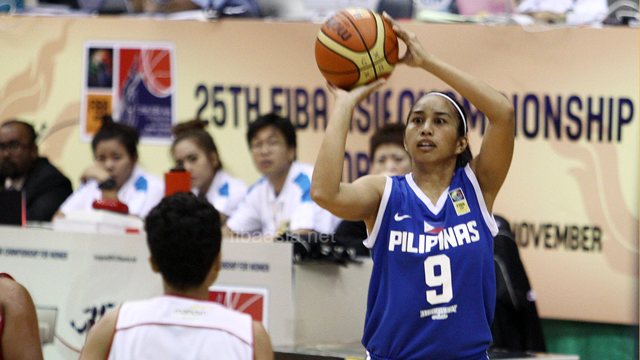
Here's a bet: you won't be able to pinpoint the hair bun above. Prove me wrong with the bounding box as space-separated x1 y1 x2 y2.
101 114 116 127
172 119 208 136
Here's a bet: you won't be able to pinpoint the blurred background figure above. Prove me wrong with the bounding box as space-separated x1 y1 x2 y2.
516 0 608 25
56 117 164 219
171 119 247 224
0 120 72 222
225 113 338 238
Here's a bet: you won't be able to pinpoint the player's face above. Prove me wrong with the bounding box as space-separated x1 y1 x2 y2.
249 126 294 179
404 95 466 165
370 143 411 176
172 139 217 194
94 139 136 189
0 124 37 179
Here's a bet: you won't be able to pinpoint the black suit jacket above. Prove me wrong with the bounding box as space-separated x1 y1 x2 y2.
0 157 73 222
491 231 547 352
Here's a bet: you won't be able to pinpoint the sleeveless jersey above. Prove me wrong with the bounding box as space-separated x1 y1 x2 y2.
362 165 498 360
109 295 253 359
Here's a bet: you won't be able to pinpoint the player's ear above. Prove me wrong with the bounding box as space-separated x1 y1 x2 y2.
455 136 468 155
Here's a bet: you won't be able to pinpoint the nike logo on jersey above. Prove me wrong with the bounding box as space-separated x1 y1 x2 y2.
394 213 412 221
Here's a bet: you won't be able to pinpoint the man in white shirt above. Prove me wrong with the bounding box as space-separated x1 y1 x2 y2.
80 193 273 359
516 0 608 25
225 113 338 238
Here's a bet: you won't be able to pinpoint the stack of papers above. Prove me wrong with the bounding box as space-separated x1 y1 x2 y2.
53 209 144 235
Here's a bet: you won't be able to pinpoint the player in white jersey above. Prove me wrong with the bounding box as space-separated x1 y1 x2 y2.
80 193 273 360
171 120 247 224
225 113 338 238
311 14 514 359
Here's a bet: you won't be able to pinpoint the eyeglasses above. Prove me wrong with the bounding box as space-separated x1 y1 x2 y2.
250 138 285 152
0 141 28 152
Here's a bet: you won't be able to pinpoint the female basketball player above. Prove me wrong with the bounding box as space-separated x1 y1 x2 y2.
311 14 514 360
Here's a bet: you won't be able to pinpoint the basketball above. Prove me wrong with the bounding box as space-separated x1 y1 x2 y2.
315 8 399 90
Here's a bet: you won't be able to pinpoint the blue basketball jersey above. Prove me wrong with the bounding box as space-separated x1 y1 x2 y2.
362 165 498 360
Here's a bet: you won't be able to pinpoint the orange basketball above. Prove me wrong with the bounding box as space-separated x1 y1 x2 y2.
315 8 399 90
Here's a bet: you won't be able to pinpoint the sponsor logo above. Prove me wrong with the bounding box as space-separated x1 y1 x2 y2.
173 305 208 318
420 305 458 320
448 187 470 215
394 213 412 221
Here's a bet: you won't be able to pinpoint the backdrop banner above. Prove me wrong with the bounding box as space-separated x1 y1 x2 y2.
0 16 637 325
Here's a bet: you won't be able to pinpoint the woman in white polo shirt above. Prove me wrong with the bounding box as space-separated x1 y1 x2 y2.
170 120 246 224
56 119 164 219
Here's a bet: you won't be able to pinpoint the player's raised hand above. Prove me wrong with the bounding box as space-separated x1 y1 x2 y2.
327 78 386 108
383 12 432 69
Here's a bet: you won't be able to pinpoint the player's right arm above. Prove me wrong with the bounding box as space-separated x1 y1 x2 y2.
79 308 118 360
253 321 274 360
311 80 387 223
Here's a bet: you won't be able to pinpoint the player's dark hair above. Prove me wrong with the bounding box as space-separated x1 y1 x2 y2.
448 95 473 169
145 192 222 291
369 123 406 160
247 113 297 151
171 119 222 171
91 115 139 161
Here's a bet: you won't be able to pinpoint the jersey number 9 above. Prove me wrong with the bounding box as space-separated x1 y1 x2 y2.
424 254 453 305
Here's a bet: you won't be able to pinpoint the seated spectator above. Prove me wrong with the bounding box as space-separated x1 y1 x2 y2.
225 113 338 238
0 120 72 222
171 120 246 224
516 0 608 25
413 0 459 14
80 193 273 359
132 0 261 16
56 118 163 219
0 273 44 360
332 123 411 256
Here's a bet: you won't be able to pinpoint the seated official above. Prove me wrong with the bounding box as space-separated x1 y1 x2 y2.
333 123 412 255
80 193 273 360
171 120 246 224
225 113 338 238
56 118 163 219
0 120 72 222
0 273 44 360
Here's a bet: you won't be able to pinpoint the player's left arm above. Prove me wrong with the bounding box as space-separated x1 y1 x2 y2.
470 99 514 212
387 13 515 211
79 308 119 359
253 321 274 360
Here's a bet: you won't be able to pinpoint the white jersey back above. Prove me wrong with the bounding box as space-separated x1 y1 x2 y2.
109 296 253 359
